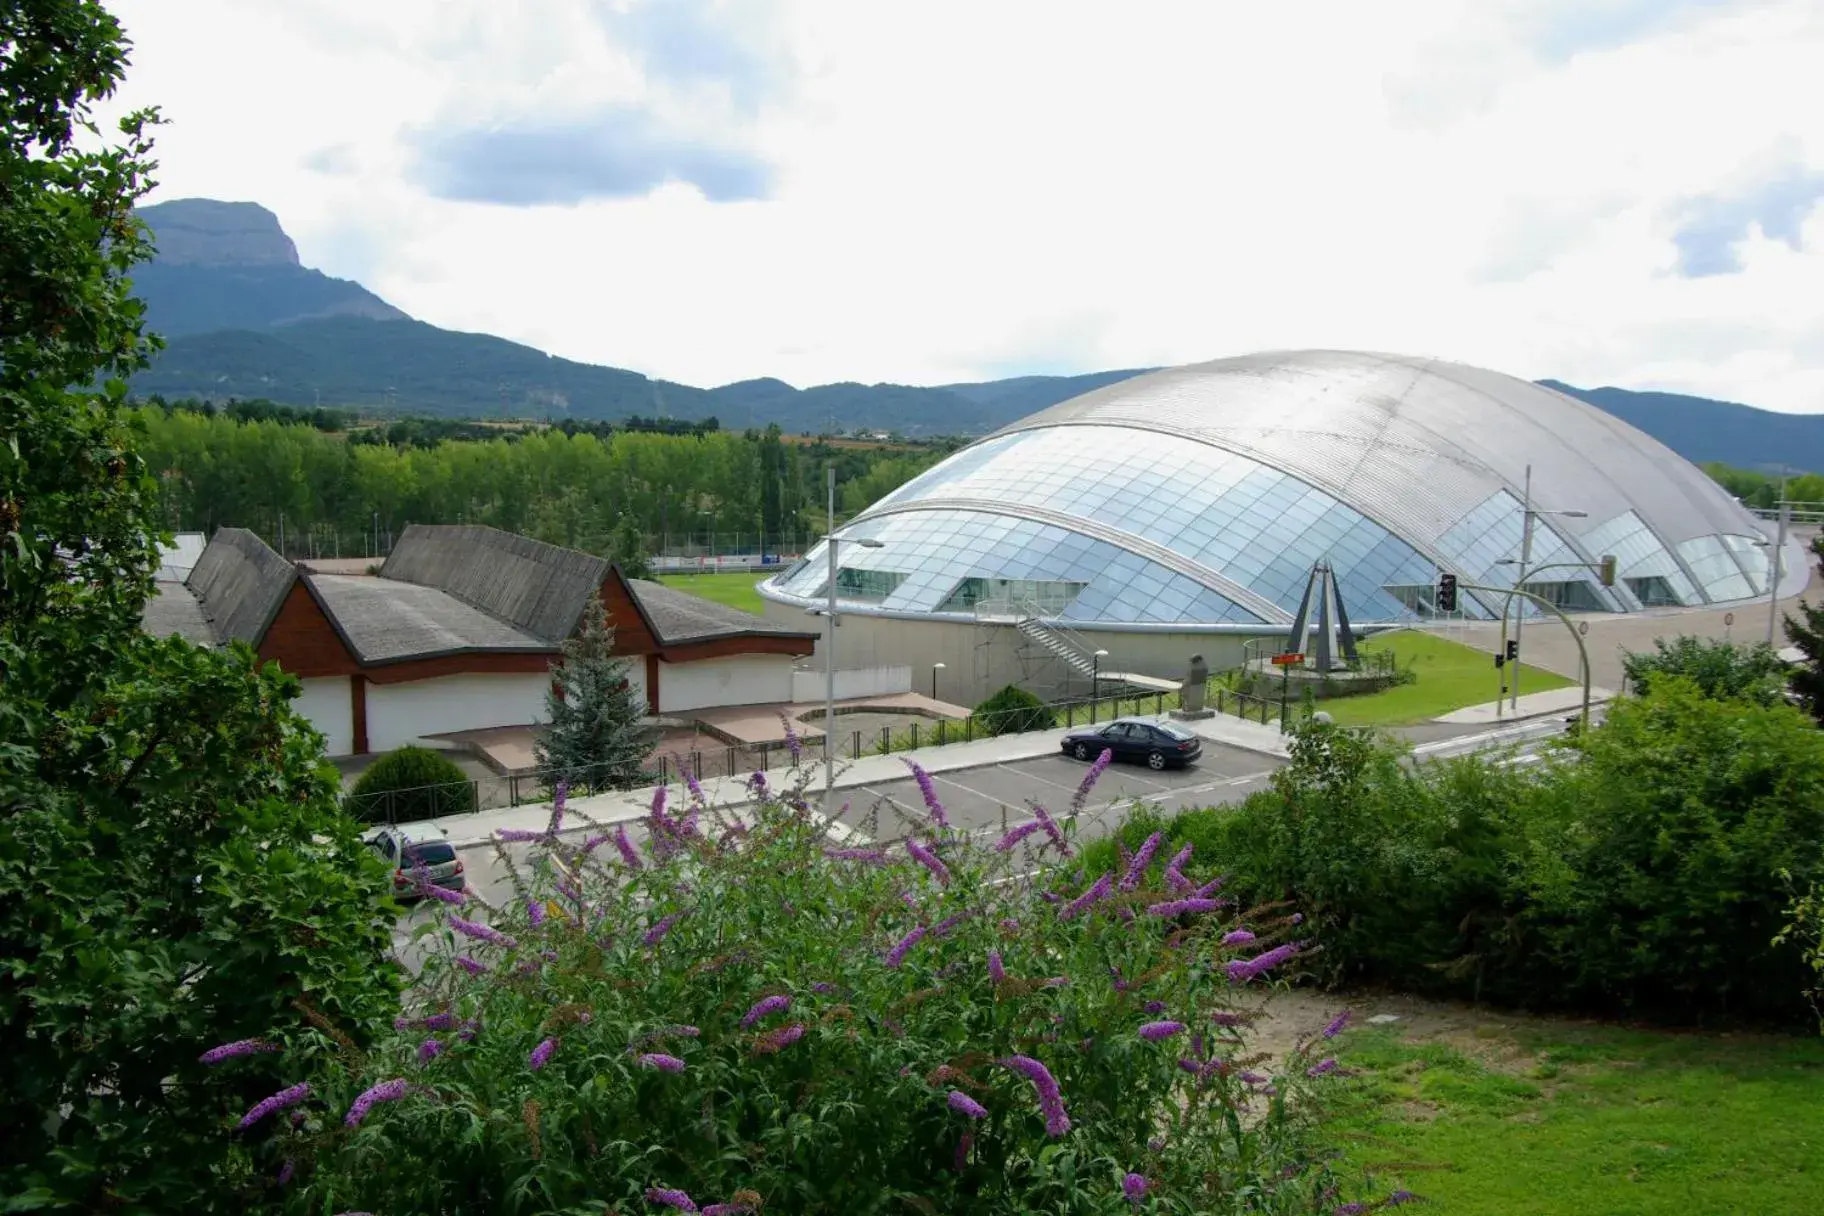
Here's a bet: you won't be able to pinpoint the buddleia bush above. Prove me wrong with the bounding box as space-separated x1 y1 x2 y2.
215 768 1392 1215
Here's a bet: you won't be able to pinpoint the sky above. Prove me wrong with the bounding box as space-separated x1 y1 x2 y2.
103 0 1824 411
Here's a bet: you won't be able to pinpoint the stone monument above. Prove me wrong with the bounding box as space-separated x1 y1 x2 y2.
1171 653 1213 720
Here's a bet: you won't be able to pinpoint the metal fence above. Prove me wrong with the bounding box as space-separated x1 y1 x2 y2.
344 680 1292 826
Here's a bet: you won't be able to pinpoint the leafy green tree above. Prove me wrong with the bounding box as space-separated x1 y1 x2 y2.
0 7 399 1208
1785 533 1824 724
1620 635 1788 705
535 591 656 792
973 684 1055 735
608 510 653 580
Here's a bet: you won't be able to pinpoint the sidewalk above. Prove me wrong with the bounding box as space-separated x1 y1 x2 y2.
396 709 1287 848
1432 684 1615 726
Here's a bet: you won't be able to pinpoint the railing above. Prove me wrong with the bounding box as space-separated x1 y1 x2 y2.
343 681 1293 826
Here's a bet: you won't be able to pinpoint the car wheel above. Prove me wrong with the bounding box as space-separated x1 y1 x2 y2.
1147 750 1167 771
1074 742 1092 760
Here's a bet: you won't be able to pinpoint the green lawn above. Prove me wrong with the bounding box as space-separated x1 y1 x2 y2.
657 571 769 616
1332 1021 1824 1214
1318 629 1573 726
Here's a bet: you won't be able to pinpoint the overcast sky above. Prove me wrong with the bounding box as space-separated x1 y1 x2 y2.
104 0 1824 411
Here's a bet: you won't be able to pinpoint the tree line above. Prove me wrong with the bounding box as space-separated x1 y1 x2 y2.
133 404 958 559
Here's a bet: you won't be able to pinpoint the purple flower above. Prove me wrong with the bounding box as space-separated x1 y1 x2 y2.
999 1055 1070 1137
1307 1057 1339 1077
1146 897 1225 918
684 768 705 803
988 950 1008 983
1143 1000 1167 1014
904 759 950 829
906 838 951 886
1291 912 1304 925
1333 1205 1369 1216
1123 1172 1150 1205
199 1038 278 1065
1120 831 1164 891
1210 1011 1246 1027
886 924 929 968
454 955 488 977
1239 1070 1268 1085
704 1205 756 1216
1163 842 1195 891
947 1089 988 1118
458 1019 480 1041
646 1187 700 1212
811 981 836 994
999 917 1021 933
614 824 644 869
449 917 517 951
1220 928 1257 946
528 1038 559 1071
954 1131 973 1171
276 1159 295 1186
638 1053 687 1072
994 820 1044 851
824 846 888 864
420 1012 458 1031
1227 942 1301 983
643 912 684 946
414 880 466 905
528 901 546 928
754 1022 806 1053
748 770 768 794
1195 875 1226 898
237 1082 310 1129
582 832 610 855
741 994 791 1028
495 827 544 843
1322 1009 1353 1039
343 1078 407 1127
1031 804 1072 856
1071 749 1113 813
1138 1020 1186 1042
1060 872 1113 920
933 911 969 937
549 780 568 835
782 714 803 763
1388 1191 1421 1206
417 1039 444 1063
650 784 669 825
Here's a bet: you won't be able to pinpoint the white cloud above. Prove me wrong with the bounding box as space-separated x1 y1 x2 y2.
103 0 1824 411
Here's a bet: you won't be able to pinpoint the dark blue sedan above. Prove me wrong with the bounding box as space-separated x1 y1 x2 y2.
1060 717 1204 770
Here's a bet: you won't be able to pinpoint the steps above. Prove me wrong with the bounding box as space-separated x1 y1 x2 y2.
1015 615 1098 679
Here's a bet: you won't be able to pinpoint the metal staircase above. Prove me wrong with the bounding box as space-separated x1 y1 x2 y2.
971 594 1100 686
1014 615 1098 679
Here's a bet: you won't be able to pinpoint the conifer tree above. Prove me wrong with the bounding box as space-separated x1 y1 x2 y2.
1784 533 1824 724
537 591 656 791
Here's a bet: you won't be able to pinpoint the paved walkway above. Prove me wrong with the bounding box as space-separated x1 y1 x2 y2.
393 708 1288 848
1432 684 1617 725
694 691 969 746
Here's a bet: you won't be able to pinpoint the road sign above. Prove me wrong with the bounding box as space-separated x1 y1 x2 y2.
1270 653 1305 666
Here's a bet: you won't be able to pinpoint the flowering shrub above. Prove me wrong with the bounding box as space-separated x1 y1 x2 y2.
217 771 1380 1213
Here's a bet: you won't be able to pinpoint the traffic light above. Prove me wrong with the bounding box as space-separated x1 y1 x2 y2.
1437 573 1458 612
1598 554 1617 587
1506 639 1519 661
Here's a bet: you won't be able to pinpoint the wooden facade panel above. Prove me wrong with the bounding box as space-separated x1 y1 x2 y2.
363 651 556 685
259 582 358 677
600 575 660 656
661 634 815 662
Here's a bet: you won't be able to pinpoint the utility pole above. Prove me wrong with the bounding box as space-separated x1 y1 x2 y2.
1768 470 1790 645
1510 465 1535 713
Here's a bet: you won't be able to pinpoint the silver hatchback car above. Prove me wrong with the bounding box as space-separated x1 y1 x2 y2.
365 825 465 900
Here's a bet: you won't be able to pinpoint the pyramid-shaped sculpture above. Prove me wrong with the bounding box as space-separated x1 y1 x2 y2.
1283 561 1358 673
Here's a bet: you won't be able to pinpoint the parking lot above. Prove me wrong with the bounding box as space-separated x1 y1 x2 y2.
829 742 1283 845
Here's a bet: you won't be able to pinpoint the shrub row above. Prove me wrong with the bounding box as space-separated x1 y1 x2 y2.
1089 678 1824 1025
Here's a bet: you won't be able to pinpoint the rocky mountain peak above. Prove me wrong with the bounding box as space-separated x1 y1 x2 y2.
136 198 300 267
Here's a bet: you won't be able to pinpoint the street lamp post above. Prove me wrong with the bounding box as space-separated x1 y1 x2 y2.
1767 472 1790 645
821 521 884 819
1507 464 1587 713
931 662 945 700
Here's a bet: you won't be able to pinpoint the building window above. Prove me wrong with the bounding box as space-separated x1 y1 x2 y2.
938 577 1087 614
835 567 907 601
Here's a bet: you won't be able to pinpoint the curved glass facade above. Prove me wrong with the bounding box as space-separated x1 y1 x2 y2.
762 353 1778 628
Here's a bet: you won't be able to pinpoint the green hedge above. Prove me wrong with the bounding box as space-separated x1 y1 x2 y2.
1096 679 1824 1025
972 684 1055 736
346 746 477 823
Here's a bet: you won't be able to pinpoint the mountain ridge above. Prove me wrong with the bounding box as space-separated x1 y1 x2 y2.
124 198 1824 466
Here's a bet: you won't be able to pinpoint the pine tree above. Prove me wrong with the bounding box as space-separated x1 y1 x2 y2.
1784 533 1824 724
537 591 656 792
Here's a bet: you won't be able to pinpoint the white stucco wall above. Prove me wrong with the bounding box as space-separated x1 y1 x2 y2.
366 672 550 753
658 654 794 713
295 676 354 756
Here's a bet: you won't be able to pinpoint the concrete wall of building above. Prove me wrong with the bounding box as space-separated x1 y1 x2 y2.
366 672 550 752
789 664 912 703
759 602 1277 705
296 676 355 756
658 653 795 714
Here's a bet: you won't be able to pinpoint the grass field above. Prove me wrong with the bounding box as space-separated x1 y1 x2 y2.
1316 629 1574 727
1332 1020 1824 1214
658 571 769 616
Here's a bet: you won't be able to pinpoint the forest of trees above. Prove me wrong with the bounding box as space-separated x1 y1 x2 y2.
132 404 958 560
1702 462 1824 510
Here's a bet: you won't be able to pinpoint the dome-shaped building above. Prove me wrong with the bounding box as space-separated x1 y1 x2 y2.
759 351 1782 702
